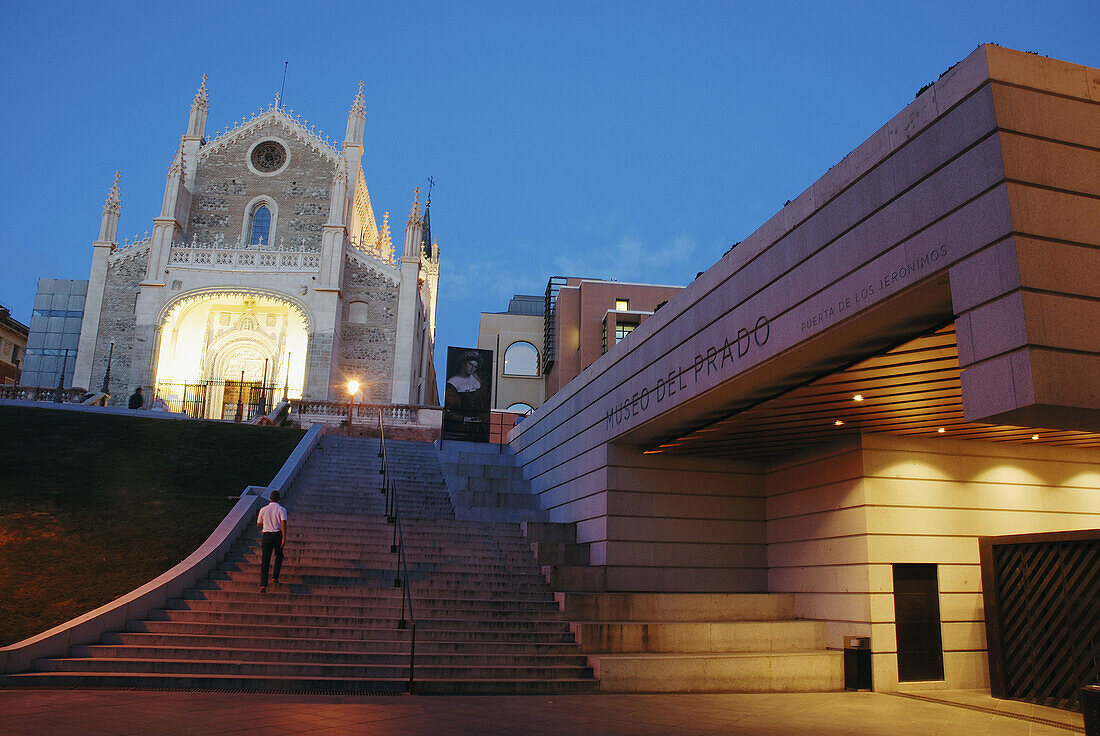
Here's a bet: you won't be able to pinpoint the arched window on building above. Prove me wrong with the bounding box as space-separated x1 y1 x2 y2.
503 341 539 376
249 204 272 246
348 301 368 324
506 402 534 414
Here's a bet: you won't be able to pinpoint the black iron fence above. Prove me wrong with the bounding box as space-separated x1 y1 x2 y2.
153 379 280 421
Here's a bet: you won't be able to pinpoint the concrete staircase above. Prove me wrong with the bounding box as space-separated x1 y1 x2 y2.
3 435 596 693
439 439 547 523
559 592 843 692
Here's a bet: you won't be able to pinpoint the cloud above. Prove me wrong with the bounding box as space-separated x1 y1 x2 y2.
439 232 702 317
547 233 700 286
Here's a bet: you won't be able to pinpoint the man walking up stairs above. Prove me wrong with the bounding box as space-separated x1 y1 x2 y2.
256 490 287 593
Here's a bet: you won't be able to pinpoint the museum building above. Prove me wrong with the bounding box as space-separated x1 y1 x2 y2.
510 45 1100 694
71 78 439 415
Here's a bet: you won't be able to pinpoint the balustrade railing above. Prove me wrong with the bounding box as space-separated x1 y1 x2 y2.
0 385 92 404
167 246 320 273
295 401 418 424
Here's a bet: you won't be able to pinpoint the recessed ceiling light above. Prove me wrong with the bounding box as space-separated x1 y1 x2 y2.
834 420 844 426
853 394 863 402
937 427 945 433
1031 434 1039 441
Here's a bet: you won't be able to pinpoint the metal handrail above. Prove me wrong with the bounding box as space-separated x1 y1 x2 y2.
377 408 417 693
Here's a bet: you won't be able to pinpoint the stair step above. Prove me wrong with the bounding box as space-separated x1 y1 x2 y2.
129 620 576 643
104 632 584 655
570 620 826 653
591 651 843 693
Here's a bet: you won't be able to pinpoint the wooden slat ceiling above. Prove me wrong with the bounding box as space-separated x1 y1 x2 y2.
654 325 1100 459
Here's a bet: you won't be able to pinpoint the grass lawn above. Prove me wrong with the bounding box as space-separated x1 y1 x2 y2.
0 406 304 646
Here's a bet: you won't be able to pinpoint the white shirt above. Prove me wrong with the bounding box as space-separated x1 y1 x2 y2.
257 501 287 533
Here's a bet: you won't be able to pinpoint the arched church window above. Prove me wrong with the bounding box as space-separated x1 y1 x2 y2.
348 301 368 324
249 204 272 246
503 341 539 376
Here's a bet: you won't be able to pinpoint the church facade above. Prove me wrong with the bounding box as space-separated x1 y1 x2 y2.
72 78 439 414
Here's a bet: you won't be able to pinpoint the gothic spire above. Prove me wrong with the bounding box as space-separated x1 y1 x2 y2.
344 80 366 147
187 74 210 138
103 171 121 216
167 138 185 178
406 187 421 226
98 171 122 244
350 80 365 115
380 211 391 247
420 197 432 259
192 74 209 111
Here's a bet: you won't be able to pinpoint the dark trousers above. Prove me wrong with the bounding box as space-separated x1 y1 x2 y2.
260 531 283 587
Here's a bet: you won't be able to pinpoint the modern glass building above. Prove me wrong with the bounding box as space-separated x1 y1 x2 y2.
20 279 88 389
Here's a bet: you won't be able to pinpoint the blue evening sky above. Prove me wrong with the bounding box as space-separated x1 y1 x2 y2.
0 1 1094 394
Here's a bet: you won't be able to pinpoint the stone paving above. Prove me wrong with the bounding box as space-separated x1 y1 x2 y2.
0 689 1084 735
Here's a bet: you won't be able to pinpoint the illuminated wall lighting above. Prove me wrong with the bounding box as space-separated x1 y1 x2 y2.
853 394 864 402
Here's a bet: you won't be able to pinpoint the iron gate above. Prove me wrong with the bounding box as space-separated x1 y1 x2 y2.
153 379 279 421
980 530 1100 711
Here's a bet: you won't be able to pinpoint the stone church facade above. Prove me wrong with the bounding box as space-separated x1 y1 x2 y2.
72 78 439 413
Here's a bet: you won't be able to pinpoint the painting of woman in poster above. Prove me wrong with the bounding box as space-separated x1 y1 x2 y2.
443 347 493 442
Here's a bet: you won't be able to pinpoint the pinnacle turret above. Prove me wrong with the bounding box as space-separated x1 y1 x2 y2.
167 138 185 178
103 171 121 216
97 171 122 244
380 211 391 248
192 74 209 110
186 74 209 138
344 80 366 147
406 187 422 226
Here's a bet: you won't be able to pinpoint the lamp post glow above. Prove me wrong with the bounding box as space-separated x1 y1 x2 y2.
347 380 359 436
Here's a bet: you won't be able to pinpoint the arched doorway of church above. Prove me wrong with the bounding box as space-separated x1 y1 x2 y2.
153 292 309 419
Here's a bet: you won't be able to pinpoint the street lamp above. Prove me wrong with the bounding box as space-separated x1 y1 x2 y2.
54 349 70 403
347 380 359 436
101 342 114 396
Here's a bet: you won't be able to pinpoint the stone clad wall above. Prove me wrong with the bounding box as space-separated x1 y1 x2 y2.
598 443 767 591
766 433 1100 691
953 63 1100 427
88 248 148 405
186 119 332 251
339 256 398 403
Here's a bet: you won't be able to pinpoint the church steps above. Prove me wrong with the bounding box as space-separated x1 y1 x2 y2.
184 588 558 606
143 613 572 634
220 557 548 575
2 672 598 695
209 568 550 586
31 657 592 681
102 633 584 656
172 598 562 616
4 436 596 694
73 645 588 668
147 609 570 628
226 549 538 563
200 577 557 595
128 621 577 643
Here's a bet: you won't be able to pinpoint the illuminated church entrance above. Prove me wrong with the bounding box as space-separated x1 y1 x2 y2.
153 292 309 419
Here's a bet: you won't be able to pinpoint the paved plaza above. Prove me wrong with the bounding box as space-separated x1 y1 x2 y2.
0 688 1084 735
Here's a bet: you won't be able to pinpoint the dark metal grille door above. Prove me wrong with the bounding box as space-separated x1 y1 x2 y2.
988 537 1100 711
